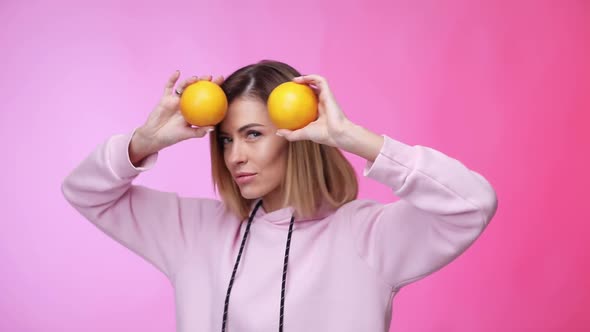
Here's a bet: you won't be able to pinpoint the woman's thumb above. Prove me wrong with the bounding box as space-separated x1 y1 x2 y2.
193 126 215 138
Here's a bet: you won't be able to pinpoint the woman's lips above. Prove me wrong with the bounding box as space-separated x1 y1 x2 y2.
236 174 257 185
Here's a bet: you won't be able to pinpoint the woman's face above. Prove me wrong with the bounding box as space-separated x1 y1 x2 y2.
218 97 289 203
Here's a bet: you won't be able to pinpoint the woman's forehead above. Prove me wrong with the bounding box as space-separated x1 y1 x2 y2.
220 97 273 132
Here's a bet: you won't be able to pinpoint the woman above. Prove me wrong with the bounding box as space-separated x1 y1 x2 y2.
61 60 498 332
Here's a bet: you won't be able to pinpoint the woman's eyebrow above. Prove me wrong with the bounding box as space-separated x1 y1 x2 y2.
219 123 265 135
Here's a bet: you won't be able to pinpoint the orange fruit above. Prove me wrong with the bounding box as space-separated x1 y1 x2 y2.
179 81 228 126
267 82 318 130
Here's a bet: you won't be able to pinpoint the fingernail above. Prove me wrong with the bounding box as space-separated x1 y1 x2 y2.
276 131 283 136
207 128 215 133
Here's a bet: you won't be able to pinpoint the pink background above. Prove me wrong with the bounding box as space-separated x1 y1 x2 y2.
1 0 588 331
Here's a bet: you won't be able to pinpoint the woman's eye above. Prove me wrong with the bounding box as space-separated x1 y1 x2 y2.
220 131 260 145
247 131 261 139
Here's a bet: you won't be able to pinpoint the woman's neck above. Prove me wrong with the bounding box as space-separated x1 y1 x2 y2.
261 189 287 213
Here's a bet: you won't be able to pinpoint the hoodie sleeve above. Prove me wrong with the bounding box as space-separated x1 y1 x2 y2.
346 135 498 290
61 128 219 281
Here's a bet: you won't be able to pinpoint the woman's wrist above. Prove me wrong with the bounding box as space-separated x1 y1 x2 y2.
129 127 157 167
335 122 384 163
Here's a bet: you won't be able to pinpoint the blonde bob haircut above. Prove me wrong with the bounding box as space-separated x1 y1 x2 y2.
209 60 358 221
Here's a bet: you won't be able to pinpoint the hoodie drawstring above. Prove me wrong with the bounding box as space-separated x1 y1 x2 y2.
221 199 296 332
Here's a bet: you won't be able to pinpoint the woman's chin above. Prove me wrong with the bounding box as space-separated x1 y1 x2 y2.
239 184 276 201
238 186 260 200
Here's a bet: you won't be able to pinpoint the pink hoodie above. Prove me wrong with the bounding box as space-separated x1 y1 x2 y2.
61 128 498 332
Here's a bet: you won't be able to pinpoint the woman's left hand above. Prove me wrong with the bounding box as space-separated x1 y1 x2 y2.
275 74 353 147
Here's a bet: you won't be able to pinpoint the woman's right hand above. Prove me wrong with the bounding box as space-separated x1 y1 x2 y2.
129 71 225 165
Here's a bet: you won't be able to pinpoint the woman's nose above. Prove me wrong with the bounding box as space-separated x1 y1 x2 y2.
228 141 247 165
